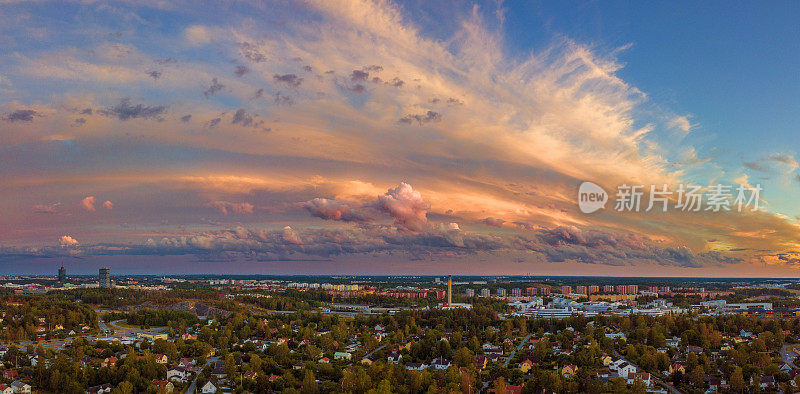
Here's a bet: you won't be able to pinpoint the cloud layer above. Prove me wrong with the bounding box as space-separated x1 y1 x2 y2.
0 0 798 273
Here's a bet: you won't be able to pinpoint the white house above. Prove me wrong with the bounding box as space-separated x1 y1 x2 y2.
432 358 451 370
0 384 13 394
9 381 31 394
612 362 637 379
200 379 218 394
167 367 190 382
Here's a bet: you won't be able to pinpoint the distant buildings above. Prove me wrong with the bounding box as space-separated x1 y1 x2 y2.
496 288 506 297
511 288 521 297
58 266 66 283
480 288 490 297
465 288 475 297
561 286 571 294
99 267 111 288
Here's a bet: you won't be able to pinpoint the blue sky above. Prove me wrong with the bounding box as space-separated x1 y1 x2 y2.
1 0 799 275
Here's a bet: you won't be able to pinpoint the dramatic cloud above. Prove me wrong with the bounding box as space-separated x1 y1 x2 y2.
4 109 39 122
33 203 60 214
239 41 266 63
281 226 303 245
482 217 505 227
303 198 375 223
81 196 96 211
99 98 166 120
273 74 302 87
398 111 441 125
203 78 224 98
231 109 255 127
59 235 79 247
377 183 430 232
234 65 249 77
0 0 797 274
211 201 255 215
103 200 114 210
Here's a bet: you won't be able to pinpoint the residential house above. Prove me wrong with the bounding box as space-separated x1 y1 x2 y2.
101 356 118 368
86 383 113 394
200 380 217 393
9 381 30 394
504 384 523 394
243 371 258 380
152 380 173 393
705 376 728 391
167 367 190 382
562 365 578 378
334 352 351 361
627 372 652 387
178 358 196 368
519 359 534 373
405 362 428 371
613 362 637 379
758 376 776 390
432 358 451 370
154 354 168 364
669 363 685 375
0 384 12 394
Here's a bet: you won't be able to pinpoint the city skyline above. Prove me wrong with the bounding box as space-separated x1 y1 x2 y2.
1 1 800 276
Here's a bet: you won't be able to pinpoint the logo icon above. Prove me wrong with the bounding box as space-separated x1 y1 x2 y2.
578 181 608 213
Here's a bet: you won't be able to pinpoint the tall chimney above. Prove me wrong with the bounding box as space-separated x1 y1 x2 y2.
447 275 452 306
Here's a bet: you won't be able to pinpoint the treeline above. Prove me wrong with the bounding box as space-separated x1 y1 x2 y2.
0 297 97 341
125 309 198 328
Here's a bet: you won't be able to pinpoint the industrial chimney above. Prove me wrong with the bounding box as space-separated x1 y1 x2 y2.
447 275 452 306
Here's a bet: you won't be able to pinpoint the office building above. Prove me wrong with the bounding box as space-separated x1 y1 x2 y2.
99 267 111 288
58 266 67 282
538 287 551 296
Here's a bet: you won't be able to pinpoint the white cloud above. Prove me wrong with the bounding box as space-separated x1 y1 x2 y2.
185 25 213 46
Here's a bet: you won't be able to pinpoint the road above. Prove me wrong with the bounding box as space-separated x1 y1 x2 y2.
187 356 220 394
782 344 799 369
504 333 533 367
362 344 387 361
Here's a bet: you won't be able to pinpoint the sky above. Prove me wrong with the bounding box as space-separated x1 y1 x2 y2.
1 0 799 276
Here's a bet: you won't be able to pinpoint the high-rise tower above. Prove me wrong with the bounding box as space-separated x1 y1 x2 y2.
58 266 67 282
99 267 111 288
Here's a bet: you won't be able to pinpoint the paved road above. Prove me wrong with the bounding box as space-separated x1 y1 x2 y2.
782 344 799 369
362 344 387 361
504 333 533 367
187 356 220 394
